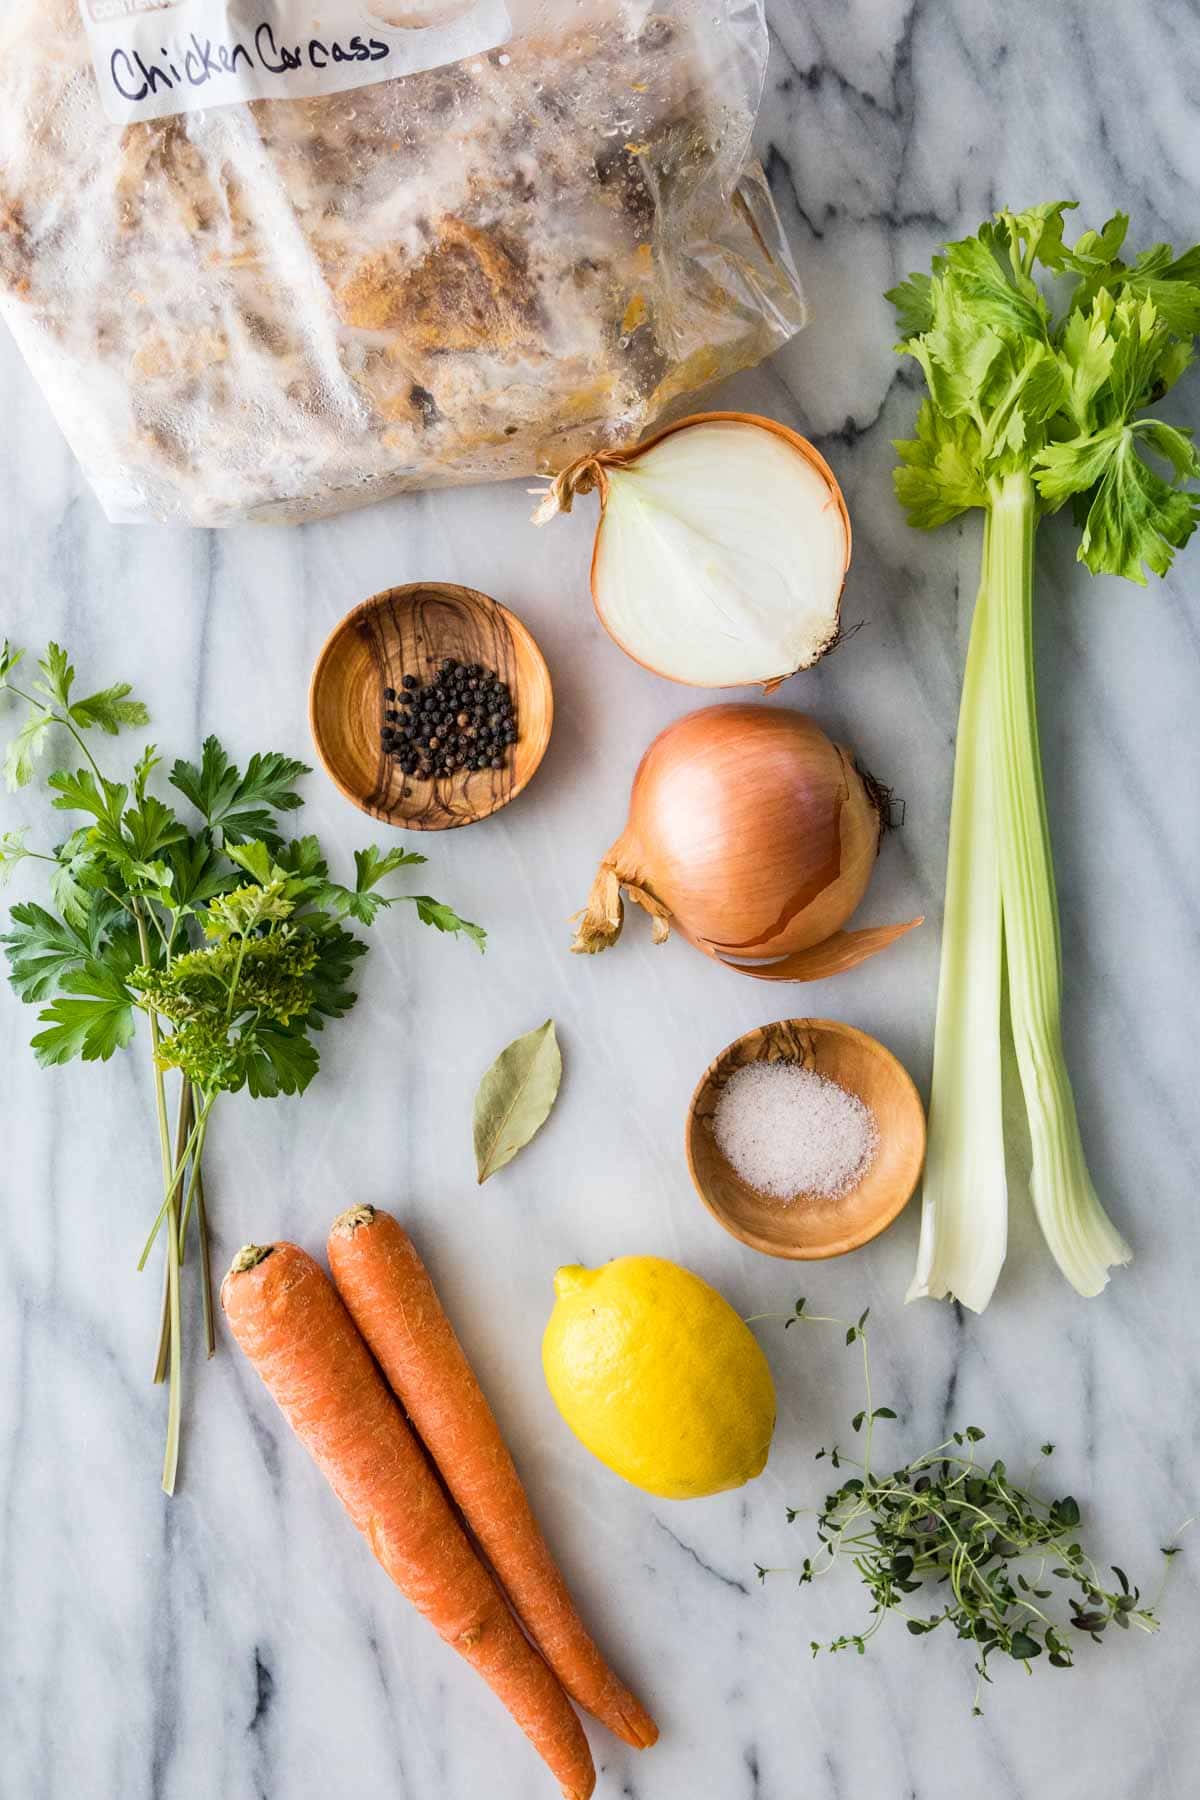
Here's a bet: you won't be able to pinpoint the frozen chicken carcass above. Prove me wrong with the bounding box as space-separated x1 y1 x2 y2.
0 1 804 526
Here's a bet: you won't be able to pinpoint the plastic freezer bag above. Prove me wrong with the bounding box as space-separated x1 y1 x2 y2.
0 1 805 526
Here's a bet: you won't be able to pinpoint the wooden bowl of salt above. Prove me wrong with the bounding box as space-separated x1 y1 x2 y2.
685 1018 925 1260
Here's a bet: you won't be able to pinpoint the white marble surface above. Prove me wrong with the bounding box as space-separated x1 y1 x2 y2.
3 3 1200 1797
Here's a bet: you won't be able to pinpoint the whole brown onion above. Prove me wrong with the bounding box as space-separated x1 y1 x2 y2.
571 705 921 981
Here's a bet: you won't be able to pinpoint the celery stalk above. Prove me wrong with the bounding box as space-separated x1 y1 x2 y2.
908 524 1007 1311
890 202 1200 1308
986 472 1131 1294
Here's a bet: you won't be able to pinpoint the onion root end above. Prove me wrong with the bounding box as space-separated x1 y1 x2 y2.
570 862 672 955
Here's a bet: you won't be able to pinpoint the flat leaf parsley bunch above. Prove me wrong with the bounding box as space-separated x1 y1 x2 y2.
0 640 484 1493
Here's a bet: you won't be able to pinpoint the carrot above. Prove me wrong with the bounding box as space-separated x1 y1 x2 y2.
221 1242 596 1800
327 1206 659 1751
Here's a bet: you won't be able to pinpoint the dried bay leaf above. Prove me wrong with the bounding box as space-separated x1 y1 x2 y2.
473 1019 562 1183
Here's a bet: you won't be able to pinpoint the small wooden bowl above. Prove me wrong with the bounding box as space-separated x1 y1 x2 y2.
685 1018 925 1260
309 583 553 830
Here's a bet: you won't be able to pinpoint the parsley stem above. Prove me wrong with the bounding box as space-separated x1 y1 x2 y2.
62 719 105 785
223 936 249 1024
136 905 184 1496
137 909 176 1281
153 1078 194 1384
101 884 137 921
146 904 171 954
152 1258 170 1388
161 1231 183 1498
137 1097 215 1270
177 1108 212 1256
6 680 109 786
194 1130 216 1359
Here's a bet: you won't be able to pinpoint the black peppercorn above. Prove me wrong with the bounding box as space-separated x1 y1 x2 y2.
384 659 518 780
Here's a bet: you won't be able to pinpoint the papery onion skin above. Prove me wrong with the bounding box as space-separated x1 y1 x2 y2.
572 705 921 980
533 412 852 691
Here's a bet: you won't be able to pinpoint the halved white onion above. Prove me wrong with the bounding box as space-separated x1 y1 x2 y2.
535 413 851 689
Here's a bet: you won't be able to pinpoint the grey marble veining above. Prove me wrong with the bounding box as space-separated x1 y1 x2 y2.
2 3 1199 1797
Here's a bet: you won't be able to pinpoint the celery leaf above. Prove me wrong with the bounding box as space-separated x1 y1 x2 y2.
1076 430 1200 583
885 270 935 339
893 401 986 528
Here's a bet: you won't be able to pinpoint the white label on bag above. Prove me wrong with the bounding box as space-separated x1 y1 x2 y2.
78 0 512 124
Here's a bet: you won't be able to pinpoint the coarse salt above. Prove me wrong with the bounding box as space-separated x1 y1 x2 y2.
712 1060 879 1202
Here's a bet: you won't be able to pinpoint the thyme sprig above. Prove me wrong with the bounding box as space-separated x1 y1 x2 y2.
754 1301 1184 1711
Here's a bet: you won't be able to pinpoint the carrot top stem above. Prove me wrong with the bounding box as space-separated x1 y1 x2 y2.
230 1243 273 1275
331 1205 377 1236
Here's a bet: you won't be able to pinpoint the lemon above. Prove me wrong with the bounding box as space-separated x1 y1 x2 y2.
542 1256 776 1500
